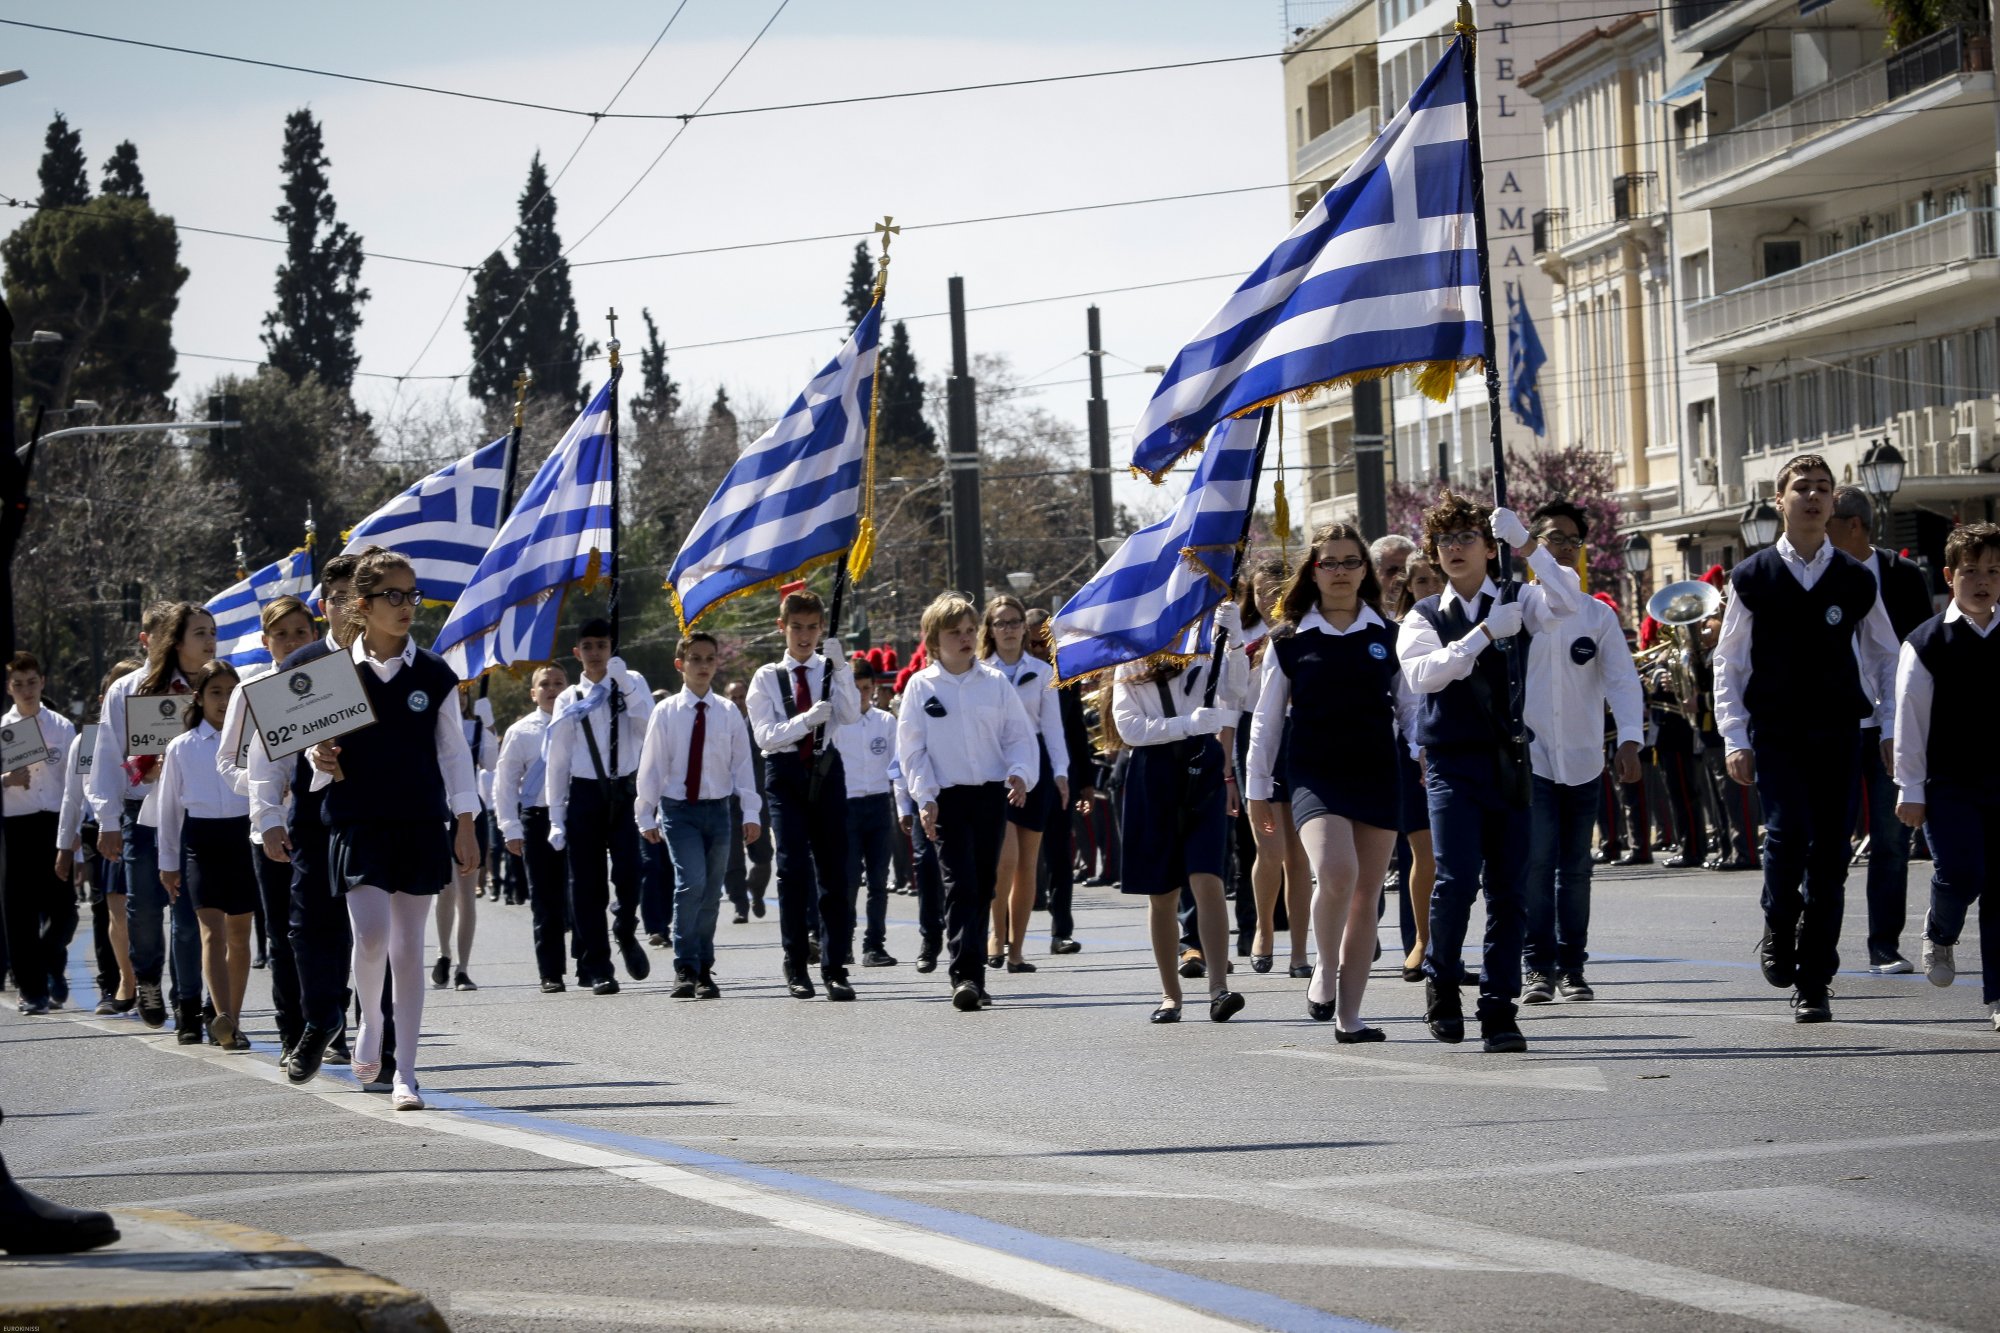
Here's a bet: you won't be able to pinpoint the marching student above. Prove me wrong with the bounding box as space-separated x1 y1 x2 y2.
1247 524 1410 1039
979 594 1069 973
91 602 216 1042
1894 522 2000 1032
305 550 479 1110
1026 607 1095 955
4 652 78 1015
722 678 771 924
635 633 760 998
216 596 318 1059
891 747 948 972
1389 555 1444 979
432 689 496 992
896 592 1038 1011
1237 557 1313 978
60 660 141 1015
1517 502 1644 1006
1110 600 1249 1024
545 617 655 996
747 587 863 1001
155 660 255 1050
496 665 571 992
1398 492 1581 1053
1714 453 1900 1024
834 656 899 968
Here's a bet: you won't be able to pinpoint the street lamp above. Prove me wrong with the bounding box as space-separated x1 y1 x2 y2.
1096 536 1125 560
1739 499 1780 551
1623 533 1651 577
1006 570 1034 594
1858 439 1905 542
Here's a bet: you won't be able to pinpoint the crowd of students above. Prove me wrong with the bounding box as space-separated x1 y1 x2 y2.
2 455 1994 1100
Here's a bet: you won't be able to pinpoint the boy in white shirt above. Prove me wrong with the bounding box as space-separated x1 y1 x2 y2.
4 651 78 1015
836 656 900 968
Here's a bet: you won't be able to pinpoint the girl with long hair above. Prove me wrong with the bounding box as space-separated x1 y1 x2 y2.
979 594 1071 973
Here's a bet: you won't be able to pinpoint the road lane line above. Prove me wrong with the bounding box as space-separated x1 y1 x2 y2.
448 1292 1092 1330
1250 1047 1609 1093
1081 1240 1523 1271
1654 1184 2000 1256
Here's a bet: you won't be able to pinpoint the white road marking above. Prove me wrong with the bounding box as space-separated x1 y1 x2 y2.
1251 1047 1610 1093
1655 1184 2000 1257
127 1175 401 1210
838 1178 1224 1199
1560 995 1989 1043
1083 1240 1522 1272
302 1222 838 1249
91 1115 349 1148
31 1137 364 1177
448 1292 1094 1330
670 1134 968 1152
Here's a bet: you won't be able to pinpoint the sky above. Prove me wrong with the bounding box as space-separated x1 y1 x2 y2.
2 1 1304 538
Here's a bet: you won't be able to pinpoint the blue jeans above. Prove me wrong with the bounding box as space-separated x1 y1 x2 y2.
1922 781 2000 1005
121 801 201 1004
1522 776 1598 977
845 792 895 953
1424 757 1529 1009
661 797 733 973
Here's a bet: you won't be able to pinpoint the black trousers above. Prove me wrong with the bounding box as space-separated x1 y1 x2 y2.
1754 728 1859 989
519 807 569 982
287 822 351 1032
1038 796 1077 939
1703 747 1759 864
726 794 772 912
766 750 852 972
565 776 643 984
81 831 121 995
936 783 1008 990
1656 747 1707 861
254 839 303 1047
3 810 76 1007
909 813 945 952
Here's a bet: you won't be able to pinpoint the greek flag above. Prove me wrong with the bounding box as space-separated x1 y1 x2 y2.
434 381 616 680
1051 412 1262 684
336 436 508 605
1130 38 1480 480
1507 283 1547 436
204 549 315 668
667 305 880 632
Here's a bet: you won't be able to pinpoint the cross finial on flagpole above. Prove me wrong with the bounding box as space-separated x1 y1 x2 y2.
1453 0 1476 45
871 216 899 301
605 307 621 371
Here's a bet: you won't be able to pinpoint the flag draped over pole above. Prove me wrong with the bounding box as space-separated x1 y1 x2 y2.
204 548 315 668
331 436 509 606
433 380 618 680
1127 37 1483 483
1506 283 1547 437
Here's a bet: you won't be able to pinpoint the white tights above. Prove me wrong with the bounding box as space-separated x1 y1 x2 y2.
1299 815 1396 1031
347 886 432 1088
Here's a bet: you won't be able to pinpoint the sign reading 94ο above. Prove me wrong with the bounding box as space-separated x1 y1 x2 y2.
241 652 376 761
126 694 193 758
0 716 52 775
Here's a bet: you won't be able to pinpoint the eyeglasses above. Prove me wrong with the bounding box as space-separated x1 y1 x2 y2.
1315 556 1367 572
990 618 1026 630
367 588 425 608
1538 533 1585 551
1436 530 1486 550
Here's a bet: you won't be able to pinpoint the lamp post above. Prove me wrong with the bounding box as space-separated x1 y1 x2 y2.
1623 532 1652 612
1006 571 1034 595
1857 439 1905 544
1739 499 1780 552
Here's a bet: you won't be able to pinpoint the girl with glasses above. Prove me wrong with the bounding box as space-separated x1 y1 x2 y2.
978 593 1072 973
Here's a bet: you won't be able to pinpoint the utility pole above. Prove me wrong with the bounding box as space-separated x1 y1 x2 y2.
1084 305 1113 549
1352 379 1387 542
944 276 985 599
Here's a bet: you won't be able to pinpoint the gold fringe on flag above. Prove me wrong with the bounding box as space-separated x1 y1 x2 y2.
1226 356 1484 424
664 548 847 639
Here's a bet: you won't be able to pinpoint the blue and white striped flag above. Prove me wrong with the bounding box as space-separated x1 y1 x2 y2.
667 305 880 631
1051 412 1262 684
1130 37 1480 480
335 436 508 605
434 382 616 680
204 549 315 669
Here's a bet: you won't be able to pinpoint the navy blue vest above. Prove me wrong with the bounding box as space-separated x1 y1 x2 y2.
322 648 458 825
1274 616 1398 774
1907 611 2000 794
1729 545 1877 738
1409 588 1526 754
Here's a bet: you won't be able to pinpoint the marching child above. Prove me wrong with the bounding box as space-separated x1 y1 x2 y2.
980 594 1070 974
1237 557 1314 978
4 652 78 1015
432 688 496 992
834 655 900 969
496 665 571 992
1390 555 1445 979
59 660 141 1014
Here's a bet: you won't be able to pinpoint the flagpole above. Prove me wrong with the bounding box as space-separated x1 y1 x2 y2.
604 311 623 655
1203 405 1274 707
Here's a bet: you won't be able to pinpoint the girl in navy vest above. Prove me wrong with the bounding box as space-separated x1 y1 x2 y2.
1397 492 1580 1053
1390 555 1443 981
979 594 1069 974
307 550 479 1110
1894 522 2000 1032
1237 558 1314 978
1247 523 1412 1040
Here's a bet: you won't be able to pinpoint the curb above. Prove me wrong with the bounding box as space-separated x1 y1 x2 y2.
0 1207 448 1332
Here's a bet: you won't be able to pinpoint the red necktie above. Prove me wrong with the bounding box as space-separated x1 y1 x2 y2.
685 699 706 801
793 665 814 759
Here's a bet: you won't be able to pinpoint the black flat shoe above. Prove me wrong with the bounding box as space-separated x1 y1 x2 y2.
1287 964 1313 980
823 970 855 1002
431 955 450 988
285 1025 334 1083
1424 978 1465 1044
986 953 1004 969
732 911 749 924
915 955 938 974
1401 965 1426 982
752 898 766 918
1209 991 1245 1022
1006 960 1037 973
1305 999 1335 1022
1334 1026 1386 1043
1252 955 1273 974
592 978 621 996
1149 1004 1182 1023
694 972 721 1000
1050 938 1082 955
540 978 565 993
952 982 982 1012
786 967 815 1000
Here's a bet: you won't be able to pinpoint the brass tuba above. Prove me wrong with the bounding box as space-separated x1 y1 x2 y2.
1639 580 1722 722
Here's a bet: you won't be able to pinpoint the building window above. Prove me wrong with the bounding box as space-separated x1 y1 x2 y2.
1682 250 1711 301
1857 354 1883 427
1889 346 1914 417
1828 362 1854 433
1307 424 1333 504
1689 398 1716 462
1796 370 1822 439
1759 237 1805 279
1744 383 1766 452
1770 376 1792 446
1972 326 1996 397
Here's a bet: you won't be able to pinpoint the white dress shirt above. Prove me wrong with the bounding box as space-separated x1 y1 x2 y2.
57 729 96 850
1108 651 1248 750
492 707 553 842
1892 601 1999 800
2 704 74 816
464 714 498 809
1244 606 1416 802
835 707 898 798
156 721 251 869
244 632 343 835
981 653 1069 780
1712 534 1900 754
544 660 654 834
305 637 480 818
1523 594 1645 786
1396 544 1582 698
90 666 188 828
895 661 1039 808
747 651 862 756
633 687 761 832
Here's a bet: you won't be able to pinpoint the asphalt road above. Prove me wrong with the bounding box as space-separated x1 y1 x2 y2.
3 857 1994 1332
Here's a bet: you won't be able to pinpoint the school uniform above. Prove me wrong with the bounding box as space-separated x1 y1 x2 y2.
748 650 863 984
891 755 946 962
634 687 760 980
545 661 654 988
1895 602 2000 1007
1042 678 1098 944
1519 595 1643 985
896 661 1038 994
981 653 1069 835
1110 654 1247 898
1692 644 1760 868
156 721 256 916
1715 536 1899 998
219 665 304 1048
58 727 123 1004
3 704 77 1010
494 705 567 985
464 709 498 880
835 706 899 958
1855 547 1934 967
1225 635 1271 953
725 705 772 918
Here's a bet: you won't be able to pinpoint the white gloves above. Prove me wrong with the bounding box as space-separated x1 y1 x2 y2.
823 637 846 666
801 698 835 729
1212 600 1242 641
1186 706 1229 736
1482 601 1525 642
548 826 567 852
1491 507 1530 549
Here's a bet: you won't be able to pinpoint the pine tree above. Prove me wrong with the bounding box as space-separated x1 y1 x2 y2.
876 320 936 457
631 308 680 426
704 387 738 454
100 141 146 199
463 153 592 407
842 241 875 331
260 109 369 391
37 112 89 208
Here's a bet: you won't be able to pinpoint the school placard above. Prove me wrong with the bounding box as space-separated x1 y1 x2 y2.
0 716 52 775
242 653 376 761
126 694 192 758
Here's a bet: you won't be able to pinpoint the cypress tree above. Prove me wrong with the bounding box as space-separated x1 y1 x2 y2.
100 141 146 199
261 109 369 391
842 240 874 331
464 153 591 408
37 112 90 208
877 320 935 456
632 308 680 426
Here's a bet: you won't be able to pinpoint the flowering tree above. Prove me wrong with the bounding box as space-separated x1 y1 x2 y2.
1384 444 1627 594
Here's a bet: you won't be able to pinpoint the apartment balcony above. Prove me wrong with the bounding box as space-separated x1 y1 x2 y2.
1295 107 1380 180
1668 0 1798 53
1531 209 1565 256
1678 25 1995 209
1684 208 2000 362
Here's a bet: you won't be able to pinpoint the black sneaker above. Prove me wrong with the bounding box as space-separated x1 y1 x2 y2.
823 970 856 1002
136 982 166 1028
16 998 49 1016
1758 921 1798 988
618 934 652 982
752 897 766 918
1480 1006 1528 1053
431 955 451 989
454 970 477 992
1521 971 1555 1005
1424 978 1465 1044
915 954 938 974
732 910 749 924
1556 972 1595 1001
175 1002 203 1045
693 971 720 1000
1791 987 1832 1024
284 1025 335 1083
861 948 898 968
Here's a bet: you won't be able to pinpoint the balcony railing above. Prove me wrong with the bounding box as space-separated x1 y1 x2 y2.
1670 0 1737 32
1532 208 1565 256
1613 172 1658 222
1685 208 1998 348
1679 26 1988 195
1295 106 1380 177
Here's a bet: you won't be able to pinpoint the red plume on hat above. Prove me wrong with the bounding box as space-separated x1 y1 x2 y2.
1700 563 1727 589
882 646 900 672
778 579 808 598
1592 591 1620 612
867 647 887 672
1638 614 1662 650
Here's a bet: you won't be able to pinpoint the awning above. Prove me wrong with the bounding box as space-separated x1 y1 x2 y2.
1659 54 1728 104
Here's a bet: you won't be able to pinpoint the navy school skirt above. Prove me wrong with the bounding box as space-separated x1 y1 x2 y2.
1117 736 1229 895
1004 739 1059 834
182 814 258 916
328 818 455 897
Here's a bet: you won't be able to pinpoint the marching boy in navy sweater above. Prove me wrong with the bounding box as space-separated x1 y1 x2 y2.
1894 522 2000 1032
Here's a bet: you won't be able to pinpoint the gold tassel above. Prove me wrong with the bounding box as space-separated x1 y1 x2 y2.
577 547 604 594
847 516 877 586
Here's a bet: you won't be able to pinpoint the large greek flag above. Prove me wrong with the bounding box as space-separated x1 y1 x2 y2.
205 549 315 668
434 382 616 680
1130 38 1481 480
338 436 508 604
667 305 880 632
1051 412 1262 684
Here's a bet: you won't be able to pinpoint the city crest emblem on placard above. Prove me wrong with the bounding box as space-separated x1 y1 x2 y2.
289 672 313 696
158 700 177 719
1825 606 1844 626
408 690 430 712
